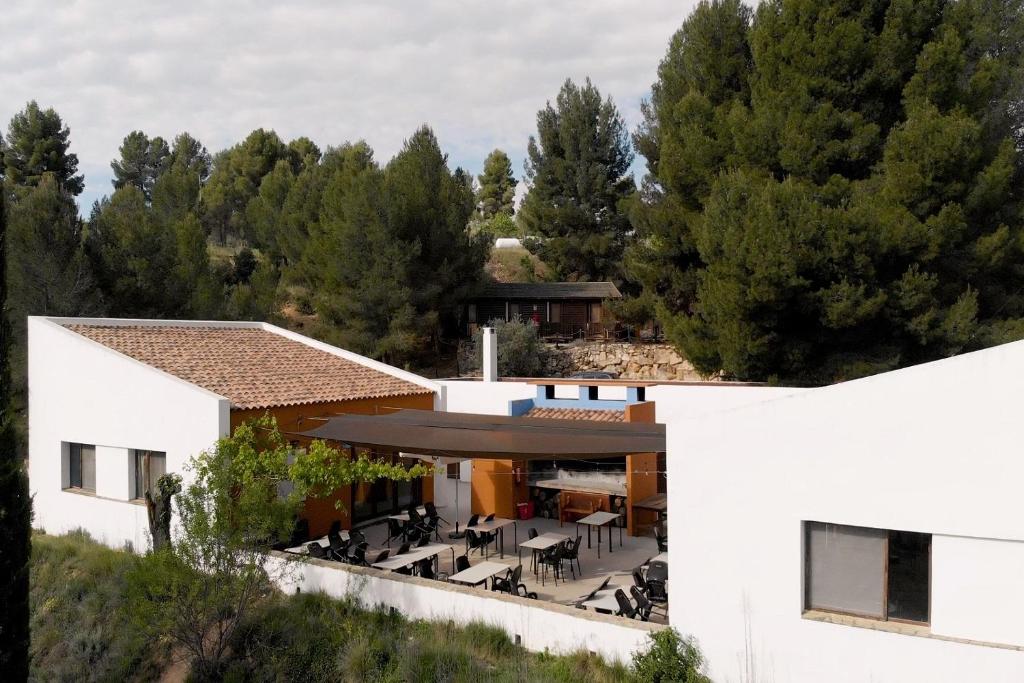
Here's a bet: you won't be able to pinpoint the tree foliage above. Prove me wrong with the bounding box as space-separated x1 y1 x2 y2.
476 148 516 218
631 628 710 683
629 0 1024 382
305 129 489 365
126 415 430 678
0 184 32 681
2 101 84 195
520 78 635 283
467 317 545 378
111 130 170 200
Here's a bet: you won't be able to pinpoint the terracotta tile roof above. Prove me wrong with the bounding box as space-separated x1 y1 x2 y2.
63 324 431 409
524 406 625 422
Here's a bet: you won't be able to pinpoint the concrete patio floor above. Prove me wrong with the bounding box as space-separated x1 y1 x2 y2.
352 513 669 624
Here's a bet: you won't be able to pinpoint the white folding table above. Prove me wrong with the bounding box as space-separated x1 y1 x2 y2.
466 517 517 558
388 506 428 523
285 531 349 555
581 587 623 613
446 561 510 590
371 542 455 573
575 511 622 558
517 532 569 575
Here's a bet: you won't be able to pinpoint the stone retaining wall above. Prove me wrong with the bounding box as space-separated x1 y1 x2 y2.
543 342 710 381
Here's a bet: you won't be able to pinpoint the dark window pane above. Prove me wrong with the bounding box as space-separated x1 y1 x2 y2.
887 531 931 623
447 463 459 480
135 451 166 498
70 444 82 488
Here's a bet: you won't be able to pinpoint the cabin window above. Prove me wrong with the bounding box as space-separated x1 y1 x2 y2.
509 303 520 320
133 450 167 499
467 304 477 324
447 463 460 479
550 303 561 323
804 522 930 624
68 443 96 492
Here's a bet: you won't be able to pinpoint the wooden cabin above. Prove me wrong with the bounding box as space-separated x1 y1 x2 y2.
466 282 622 339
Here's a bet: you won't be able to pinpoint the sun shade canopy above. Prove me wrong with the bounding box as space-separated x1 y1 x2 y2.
297 409 665 459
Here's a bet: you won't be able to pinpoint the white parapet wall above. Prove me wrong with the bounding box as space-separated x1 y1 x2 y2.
270 551 661 664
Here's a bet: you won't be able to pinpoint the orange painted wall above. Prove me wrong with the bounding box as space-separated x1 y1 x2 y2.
625 401 658 537
230 391 435 536
471 458 526 519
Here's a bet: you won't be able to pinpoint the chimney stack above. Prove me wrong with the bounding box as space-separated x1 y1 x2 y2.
482 327 498 382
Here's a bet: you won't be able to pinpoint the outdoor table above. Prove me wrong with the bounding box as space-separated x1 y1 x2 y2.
575 511 622 558
518 532 569 575
371 542 455 573
285 531 349 555
581 587 623 613
446 560 510 590
388 506 428 523
467 517 517 559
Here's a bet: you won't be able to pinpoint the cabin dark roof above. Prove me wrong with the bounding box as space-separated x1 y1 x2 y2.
475 282 622 300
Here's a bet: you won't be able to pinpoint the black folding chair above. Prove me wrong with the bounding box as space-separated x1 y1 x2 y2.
425 501 449 525
615 589 638 618
306 542 328 559
370 549 390 565
327 531 349 561
630 586 653 621
491 564 524 595
396 542 411 556
561 536 583 579
386 518 406 547
654 526 668 552
539 543 564 587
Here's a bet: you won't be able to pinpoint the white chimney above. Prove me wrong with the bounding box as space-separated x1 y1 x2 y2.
482 327 498 382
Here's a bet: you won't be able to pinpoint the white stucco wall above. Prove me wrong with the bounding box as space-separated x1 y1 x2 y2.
28 317 230 550
272 552 661 664
671 341 1024 682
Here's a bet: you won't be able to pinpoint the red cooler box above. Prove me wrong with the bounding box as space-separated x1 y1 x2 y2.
516 501 535 520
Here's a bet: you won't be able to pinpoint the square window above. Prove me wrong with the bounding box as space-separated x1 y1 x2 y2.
446 462 460 480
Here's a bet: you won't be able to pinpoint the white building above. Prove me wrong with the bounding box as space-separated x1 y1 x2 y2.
671 340 1024 682
28 316 439 549
31 314 1024 680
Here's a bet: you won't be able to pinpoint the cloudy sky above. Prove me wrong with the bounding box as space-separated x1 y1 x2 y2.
1 1 698 211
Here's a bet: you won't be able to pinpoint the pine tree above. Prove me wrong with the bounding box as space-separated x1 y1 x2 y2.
630 0 1024 382
203 129 290 244
519 78 635 282
111 130 170 200
6 174 101 323
0 186 32 681
476 149 516 218
382 127 489 352
3 101 84 195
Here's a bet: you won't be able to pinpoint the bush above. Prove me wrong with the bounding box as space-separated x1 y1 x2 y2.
30 530 164 681
631 628 710 683
468 317 546 377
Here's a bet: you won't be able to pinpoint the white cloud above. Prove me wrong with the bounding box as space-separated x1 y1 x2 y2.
0 1 698 211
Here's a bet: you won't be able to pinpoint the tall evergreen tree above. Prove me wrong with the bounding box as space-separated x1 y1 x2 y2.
203 129 290 243
3 102 84 195
382 127 489 353
0 186 32 681
110 130 170 200
520 78 635 282
630 0 1024 383
6 174 101 323
476 148 516 218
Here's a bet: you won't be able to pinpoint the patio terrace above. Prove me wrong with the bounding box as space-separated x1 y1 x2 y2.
287 510 668 625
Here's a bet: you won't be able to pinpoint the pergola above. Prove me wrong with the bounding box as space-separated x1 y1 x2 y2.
298 409 666 459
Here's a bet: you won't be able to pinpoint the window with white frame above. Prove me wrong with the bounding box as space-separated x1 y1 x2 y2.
804 521 931 624
67 443 96 492
133 450 167 500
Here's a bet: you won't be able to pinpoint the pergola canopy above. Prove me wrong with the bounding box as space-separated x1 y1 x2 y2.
297 409 665 460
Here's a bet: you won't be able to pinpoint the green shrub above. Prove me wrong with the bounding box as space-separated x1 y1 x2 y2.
30 530 164 681
468 316 546 377
631 628 710 683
